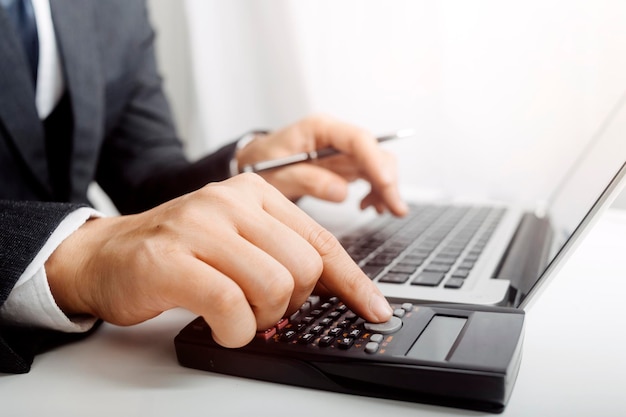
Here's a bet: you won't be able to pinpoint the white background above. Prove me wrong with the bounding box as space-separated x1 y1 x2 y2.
145 0 626 208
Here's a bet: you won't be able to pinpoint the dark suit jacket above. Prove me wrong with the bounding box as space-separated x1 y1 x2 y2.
0 0 238 373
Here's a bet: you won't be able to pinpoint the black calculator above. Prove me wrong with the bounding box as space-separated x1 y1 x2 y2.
175 296 524 413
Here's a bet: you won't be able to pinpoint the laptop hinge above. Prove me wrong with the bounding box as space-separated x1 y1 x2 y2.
494 213 553 306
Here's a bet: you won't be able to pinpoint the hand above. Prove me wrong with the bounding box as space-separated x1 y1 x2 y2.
236 115 409 216
45 174 393 348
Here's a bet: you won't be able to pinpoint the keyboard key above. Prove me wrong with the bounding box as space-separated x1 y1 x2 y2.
379 272 411 284
390 264 418 274
362 264 384 279
412 272 445 286
458 261 475 269
370 254 397 265
431 257 456 266
452 268 470 278
445 278 465 289
423 264 451 273
398 254 426 266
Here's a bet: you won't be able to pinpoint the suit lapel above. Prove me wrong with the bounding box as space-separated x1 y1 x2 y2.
0 8 52 196
49 0 103 199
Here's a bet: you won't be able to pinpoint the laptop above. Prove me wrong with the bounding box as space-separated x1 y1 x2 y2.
320 92 626 307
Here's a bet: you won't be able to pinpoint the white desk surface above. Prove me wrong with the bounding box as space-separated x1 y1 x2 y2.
2 206 626 417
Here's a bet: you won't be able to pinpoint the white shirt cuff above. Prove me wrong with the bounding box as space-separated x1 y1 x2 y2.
0 207 102 333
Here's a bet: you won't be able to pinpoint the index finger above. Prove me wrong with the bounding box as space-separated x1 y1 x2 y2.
255 175 394 323
305 117 408 216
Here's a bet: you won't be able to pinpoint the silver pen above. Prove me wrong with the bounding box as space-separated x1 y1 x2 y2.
241 128 415 173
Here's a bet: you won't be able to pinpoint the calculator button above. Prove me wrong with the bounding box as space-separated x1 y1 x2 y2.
307 295 321 307
329 327 342 337
364 316 402 335
319 335 335 347
337 337 355 349
275 318 289 330
327 311 341 320
280 330 297 342
319 318 333 327
256 327 276 341
401 303 414 312
365 342 380 354
310 325 324 335
345 312 358 322
370 333 384 343
338 320 351 328
393 308 405 318
348 328 362 339
298 333 315 344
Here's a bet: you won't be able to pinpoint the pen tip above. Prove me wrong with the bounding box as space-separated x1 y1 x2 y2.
396 128 416 139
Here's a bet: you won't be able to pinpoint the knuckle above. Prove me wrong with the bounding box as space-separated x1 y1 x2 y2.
261 267 295 308
199 182 236 203
234 172 267 187
210 285 247 318
308 226 342 258
299 254 324 288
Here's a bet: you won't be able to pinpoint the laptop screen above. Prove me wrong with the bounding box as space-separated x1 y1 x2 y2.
518 92 626 309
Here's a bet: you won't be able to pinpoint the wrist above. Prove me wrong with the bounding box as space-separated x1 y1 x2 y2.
45 216 111 318
229 130 268 176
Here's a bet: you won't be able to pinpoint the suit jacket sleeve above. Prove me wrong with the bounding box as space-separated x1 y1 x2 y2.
93 1 238 215
0 200 100 374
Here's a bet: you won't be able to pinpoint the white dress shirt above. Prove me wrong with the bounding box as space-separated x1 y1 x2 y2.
32 0 64 119
0 0 98 332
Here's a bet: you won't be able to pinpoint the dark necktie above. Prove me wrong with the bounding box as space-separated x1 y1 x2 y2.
1 0 39 87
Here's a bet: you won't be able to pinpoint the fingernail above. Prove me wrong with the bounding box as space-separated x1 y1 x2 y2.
370 293 393 321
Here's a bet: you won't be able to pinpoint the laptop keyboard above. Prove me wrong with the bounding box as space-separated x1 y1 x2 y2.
340 204 505 290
